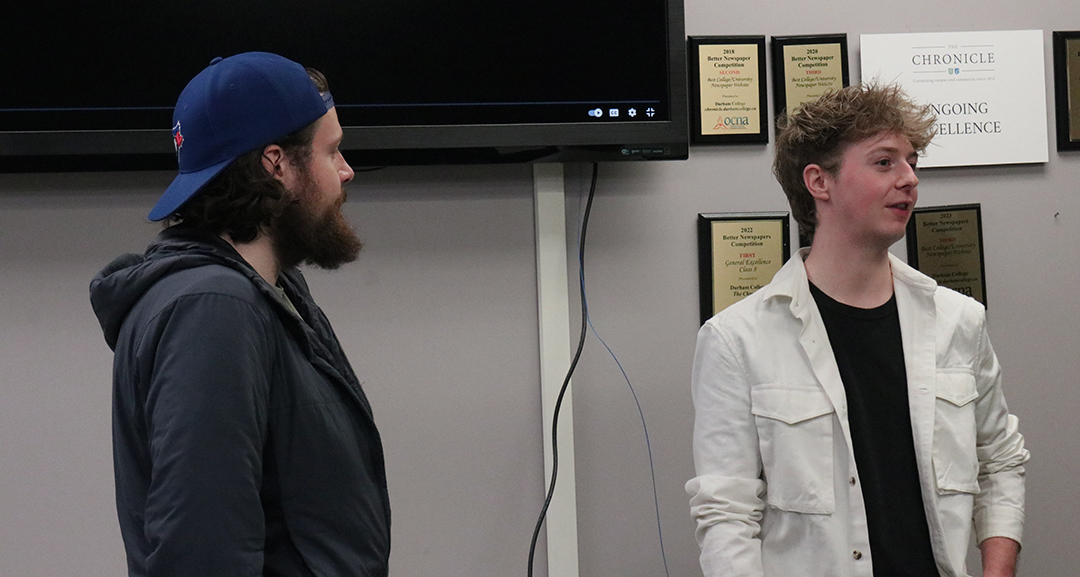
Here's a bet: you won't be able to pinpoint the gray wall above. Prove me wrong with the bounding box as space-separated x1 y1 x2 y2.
2 2 1078 576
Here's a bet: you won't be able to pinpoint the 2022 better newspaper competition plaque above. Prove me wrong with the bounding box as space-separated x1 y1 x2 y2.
698 213 790 323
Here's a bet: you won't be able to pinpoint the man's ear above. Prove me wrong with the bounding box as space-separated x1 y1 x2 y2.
261 145 286 181
803 164 831 202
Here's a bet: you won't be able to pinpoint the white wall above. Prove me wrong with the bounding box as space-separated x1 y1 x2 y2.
2 2 1079 576
0 165 552 576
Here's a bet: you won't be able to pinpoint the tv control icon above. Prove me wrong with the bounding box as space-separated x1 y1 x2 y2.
645 107 655 117
588 108 604 118
609 108 620 117
628 108 637 117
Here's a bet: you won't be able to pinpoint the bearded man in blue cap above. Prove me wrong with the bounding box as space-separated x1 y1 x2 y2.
90 52 390 576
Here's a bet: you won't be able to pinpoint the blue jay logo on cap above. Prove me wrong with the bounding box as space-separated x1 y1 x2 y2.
172 121 184 159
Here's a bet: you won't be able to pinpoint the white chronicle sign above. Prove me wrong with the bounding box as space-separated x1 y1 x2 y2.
861 30 1048 168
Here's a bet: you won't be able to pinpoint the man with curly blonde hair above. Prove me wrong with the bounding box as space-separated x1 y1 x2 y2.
687 84 1028 577
773 83 936 246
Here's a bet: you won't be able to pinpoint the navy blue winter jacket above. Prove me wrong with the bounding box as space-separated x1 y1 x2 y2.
90 226 390 576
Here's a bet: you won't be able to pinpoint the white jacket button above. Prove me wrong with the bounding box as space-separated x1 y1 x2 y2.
853 550 863 560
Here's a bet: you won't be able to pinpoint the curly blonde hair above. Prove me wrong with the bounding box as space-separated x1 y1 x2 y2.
773 83 936 243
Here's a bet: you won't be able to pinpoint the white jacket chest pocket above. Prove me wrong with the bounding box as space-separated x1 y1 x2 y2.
751 384 835 514
933 371 980 494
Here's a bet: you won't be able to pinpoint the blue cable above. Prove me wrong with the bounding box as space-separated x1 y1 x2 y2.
575 166 671 577
526 163 671 577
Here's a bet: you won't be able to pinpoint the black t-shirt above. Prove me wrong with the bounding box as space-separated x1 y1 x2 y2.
809 282 939 577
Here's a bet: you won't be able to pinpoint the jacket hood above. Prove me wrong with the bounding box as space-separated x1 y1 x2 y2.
89 227 258 350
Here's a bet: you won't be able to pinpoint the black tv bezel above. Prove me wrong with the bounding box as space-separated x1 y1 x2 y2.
0 0 687 172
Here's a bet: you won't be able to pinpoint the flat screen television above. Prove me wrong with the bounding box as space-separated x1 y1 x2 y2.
0 0 687 172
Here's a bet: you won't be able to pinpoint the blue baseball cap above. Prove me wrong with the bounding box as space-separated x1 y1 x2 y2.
149 52 335 222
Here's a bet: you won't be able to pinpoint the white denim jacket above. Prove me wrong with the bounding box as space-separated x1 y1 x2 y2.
687 249 1028 577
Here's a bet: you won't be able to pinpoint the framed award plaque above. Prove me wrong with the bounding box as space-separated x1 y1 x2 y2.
698 212 790 323
906 204 988 307
770 34 850 118
688 35 769 144
1053 31 1080 151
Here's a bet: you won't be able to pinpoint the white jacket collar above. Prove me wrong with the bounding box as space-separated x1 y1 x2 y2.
760 247 938 311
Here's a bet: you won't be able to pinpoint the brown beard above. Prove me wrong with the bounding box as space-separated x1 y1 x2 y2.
271 171 362 271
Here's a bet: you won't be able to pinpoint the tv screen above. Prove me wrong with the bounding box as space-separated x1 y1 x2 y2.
0 0 687 171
